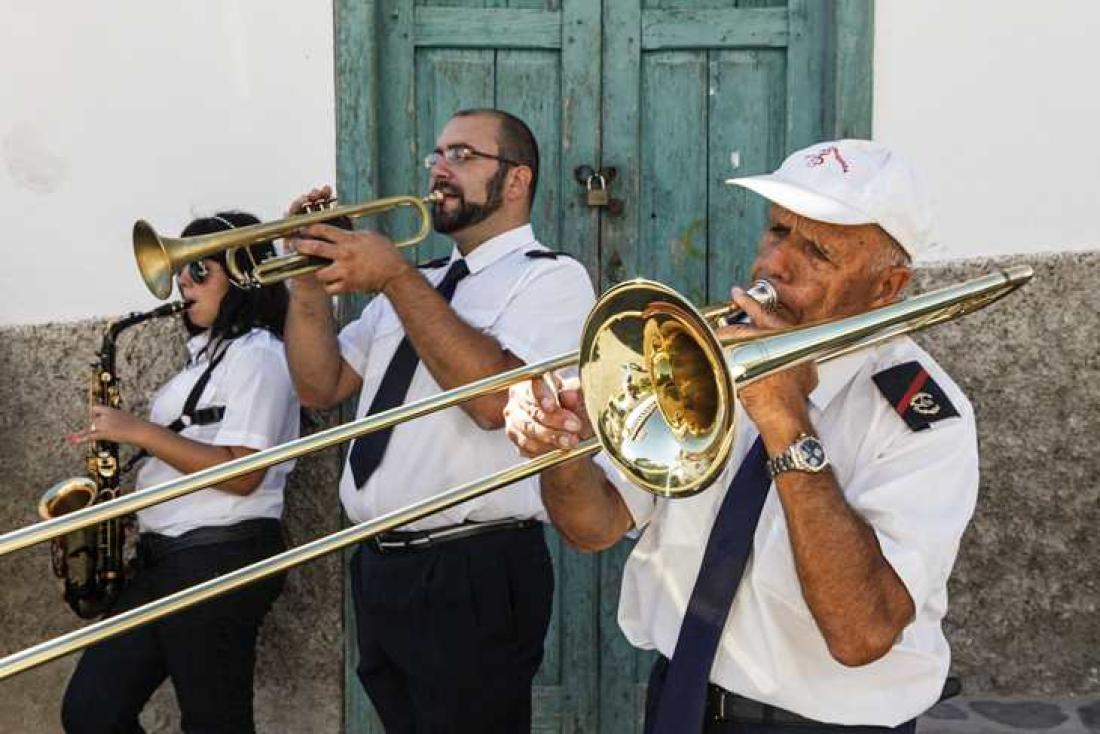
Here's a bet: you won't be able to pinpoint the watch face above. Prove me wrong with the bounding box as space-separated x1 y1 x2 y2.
795 437 828 471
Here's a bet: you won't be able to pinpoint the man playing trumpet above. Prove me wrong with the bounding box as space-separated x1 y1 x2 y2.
283 109 595 732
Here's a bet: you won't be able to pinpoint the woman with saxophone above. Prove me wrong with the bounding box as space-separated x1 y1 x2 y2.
61 211 299 734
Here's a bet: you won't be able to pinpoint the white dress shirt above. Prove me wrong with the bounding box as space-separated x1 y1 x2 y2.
136 328 300 537
598 336 978 726
338 224 596 530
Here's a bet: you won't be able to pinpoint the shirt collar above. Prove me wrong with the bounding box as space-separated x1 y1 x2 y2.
185 332 212 362
807 347 873 412
449 223 536 275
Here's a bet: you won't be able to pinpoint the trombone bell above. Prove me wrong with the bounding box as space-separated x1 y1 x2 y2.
580 281 737 498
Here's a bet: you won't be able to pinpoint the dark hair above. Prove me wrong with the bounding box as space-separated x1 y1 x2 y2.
179 210 289 343
452 108 540 207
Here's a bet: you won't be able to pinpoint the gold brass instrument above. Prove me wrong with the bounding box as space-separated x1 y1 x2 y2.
38 301 186 619
0 266 1032 678
134 192 445 299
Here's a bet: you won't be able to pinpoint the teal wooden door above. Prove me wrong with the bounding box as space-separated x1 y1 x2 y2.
334 1 872 731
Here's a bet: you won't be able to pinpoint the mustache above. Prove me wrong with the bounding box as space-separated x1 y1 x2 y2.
431 181 462 197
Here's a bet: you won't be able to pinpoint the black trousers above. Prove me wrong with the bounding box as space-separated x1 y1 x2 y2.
350 523 554 734
61 523 285 734
644 656 917 734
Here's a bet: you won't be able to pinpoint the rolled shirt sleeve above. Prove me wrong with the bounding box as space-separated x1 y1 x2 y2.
338 303 381 378
593 451 659 531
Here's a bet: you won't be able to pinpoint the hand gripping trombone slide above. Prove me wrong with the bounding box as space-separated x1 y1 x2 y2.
0 266 1032 679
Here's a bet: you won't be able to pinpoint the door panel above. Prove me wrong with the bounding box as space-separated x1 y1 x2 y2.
334 1 872 731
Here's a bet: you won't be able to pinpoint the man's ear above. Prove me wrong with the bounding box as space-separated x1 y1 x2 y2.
872 266 912 307
506 165 533 203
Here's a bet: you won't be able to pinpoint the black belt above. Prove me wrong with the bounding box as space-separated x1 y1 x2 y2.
366 518 539 554
138 518 281 567
706 685 816 725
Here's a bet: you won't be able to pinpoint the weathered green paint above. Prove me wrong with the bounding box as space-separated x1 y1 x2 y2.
707 48 787 299
334 1 874 731
641 8 789 49
832 0 874 139
785 0 827 150
415 8 563 48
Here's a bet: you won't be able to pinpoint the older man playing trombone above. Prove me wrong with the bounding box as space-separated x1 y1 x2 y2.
505 140 977 733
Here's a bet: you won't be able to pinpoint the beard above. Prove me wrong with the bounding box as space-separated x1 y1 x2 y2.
431 165 508 234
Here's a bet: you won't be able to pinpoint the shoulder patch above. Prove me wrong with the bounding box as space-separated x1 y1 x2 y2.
872 361 960 431
417 256 450 269
525 249 572 260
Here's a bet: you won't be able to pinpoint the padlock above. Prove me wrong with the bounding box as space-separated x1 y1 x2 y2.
586 174 609 207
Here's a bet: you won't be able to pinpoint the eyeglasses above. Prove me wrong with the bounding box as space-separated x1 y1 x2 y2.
423 145 520 170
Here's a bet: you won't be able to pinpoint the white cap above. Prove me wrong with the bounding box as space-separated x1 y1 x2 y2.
725 140 935 259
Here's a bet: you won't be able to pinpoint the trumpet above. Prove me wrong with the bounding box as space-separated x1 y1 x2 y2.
0 266 1033 679
133 192 444 299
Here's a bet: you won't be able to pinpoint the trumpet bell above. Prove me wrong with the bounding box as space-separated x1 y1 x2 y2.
581 280 736 498
38 478 98 520
132 220 174 300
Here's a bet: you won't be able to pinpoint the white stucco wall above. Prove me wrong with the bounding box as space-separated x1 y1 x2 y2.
3 3 1097 325
0 2 335 326
873 0 1100 262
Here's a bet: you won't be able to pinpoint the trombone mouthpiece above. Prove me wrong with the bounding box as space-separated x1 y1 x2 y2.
717 279 778 327
744 280 778 311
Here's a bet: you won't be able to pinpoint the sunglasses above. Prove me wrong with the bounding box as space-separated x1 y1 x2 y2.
184 260 210 284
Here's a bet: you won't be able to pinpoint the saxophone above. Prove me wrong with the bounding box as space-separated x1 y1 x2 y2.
38 300 186 618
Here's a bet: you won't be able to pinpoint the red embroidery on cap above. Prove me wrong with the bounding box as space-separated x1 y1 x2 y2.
805 146 850 173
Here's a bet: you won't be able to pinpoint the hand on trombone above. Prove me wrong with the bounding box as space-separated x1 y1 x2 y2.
504 374 592 458
721 284 818 450
285 185 413 296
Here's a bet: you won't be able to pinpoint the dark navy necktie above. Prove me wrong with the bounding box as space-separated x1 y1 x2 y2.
348 258 470 488
650 436 771 734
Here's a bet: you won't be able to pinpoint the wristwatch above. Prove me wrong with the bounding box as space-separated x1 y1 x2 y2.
765 433 830 478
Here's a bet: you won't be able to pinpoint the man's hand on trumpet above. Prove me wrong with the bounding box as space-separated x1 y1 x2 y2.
504 374 591 457
285 185 413 296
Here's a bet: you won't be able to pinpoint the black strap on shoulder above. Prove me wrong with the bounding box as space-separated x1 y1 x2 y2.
122 343 231 474
167 343 231 431
417 256 451 269
525 249 572 260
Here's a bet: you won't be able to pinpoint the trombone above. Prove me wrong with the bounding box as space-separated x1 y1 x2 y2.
0 265 1033 679
133 192 444 299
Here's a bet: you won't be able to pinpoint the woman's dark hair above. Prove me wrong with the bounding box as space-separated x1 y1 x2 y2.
179 210 289 343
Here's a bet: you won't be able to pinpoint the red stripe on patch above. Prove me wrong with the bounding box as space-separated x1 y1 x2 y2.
895 368 929 415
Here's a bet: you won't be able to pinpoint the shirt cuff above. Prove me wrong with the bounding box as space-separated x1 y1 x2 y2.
873 528 930 612
593 451 657 530
337 331 369 378
206 429 278 452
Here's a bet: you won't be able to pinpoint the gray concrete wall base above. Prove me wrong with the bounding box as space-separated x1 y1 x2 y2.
0 250 1096 731
0 318 343 732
